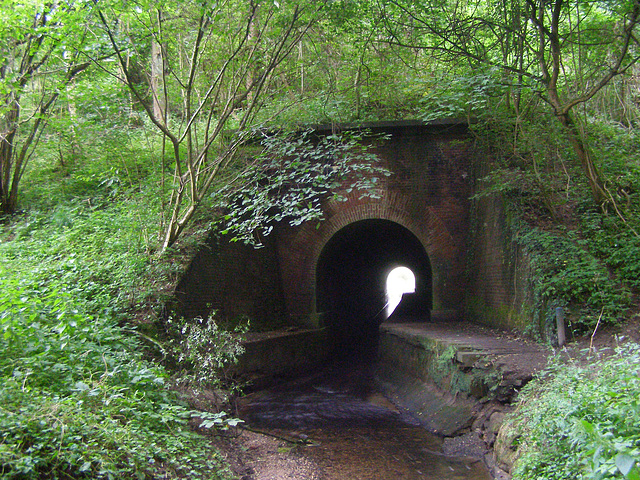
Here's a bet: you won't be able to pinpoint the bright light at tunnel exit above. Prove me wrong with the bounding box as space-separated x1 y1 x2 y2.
386 267 416 317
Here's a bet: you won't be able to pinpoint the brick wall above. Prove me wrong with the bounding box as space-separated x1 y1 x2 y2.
465 195 535 332
275 121 475 325
173 232 286 327
174 120 539 336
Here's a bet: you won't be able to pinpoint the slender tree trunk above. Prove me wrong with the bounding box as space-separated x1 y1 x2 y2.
151 38 166 123
537 0 609 207
299 40 304 95
0 144 16 213
246 8 259 105
0 104 19 214
556 111 607 206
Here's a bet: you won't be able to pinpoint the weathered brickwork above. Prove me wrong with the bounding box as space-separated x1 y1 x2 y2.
275 121 475 326
465 195 534 332
173 233 286 325
174 120 536 335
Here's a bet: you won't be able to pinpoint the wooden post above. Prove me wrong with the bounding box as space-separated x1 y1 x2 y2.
555 307 566 347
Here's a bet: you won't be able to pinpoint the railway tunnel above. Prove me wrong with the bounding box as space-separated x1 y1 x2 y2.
316 219 433 358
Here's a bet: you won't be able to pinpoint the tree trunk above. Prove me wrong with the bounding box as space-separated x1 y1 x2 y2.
150 38 166 123
150 10 166 123
0 105 19 214
557 111 607 206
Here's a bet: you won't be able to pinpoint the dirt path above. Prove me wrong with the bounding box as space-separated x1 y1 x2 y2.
215 429 322 480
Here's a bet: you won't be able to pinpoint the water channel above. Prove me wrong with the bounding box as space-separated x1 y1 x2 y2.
237 360 493 480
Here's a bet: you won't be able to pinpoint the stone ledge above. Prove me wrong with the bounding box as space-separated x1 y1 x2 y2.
231 328 330 389
377 321 548 436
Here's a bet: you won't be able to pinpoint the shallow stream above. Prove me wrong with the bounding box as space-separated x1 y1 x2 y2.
237 362 492 480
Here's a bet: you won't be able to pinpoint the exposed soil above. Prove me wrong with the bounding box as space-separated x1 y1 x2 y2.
213 426 493 480
213 429 322 480
212 410 491 480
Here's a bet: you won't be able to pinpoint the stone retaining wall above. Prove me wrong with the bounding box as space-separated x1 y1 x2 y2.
231 329 330 388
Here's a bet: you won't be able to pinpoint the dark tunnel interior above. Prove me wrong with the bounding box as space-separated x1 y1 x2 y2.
316 219 432 359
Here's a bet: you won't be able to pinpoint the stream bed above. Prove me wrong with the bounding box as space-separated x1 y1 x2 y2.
236 362 492 480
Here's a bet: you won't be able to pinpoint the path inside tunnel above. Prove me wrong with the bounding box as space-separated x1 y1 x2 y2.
316 219 433 359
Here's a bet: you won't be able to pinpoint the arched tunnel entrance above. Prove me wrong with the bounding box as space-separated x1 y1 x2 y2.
316 219 432 358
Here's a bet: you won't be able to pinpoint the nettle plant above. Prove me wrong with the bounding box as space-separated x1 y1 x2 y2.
167 314 248 432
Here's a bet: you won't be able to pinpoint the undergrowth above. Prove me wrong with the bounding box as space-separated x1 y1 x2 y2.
476 119 640 337
0 273 232 479
511 216 633 335
511 342 640 480
0 126 235 479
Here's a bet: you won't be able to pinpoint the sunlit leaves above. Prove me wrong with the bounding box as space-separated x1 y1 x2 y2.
0 222 230 478
0 0 94 213
215 130 390 246
172 314 246 388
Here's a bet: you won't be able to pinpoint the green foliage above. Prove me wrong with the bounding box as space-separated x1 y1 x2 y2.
0 276 230 479
579 123 640 292
0 126 232 478
471 92 640 337
513 223 631 334
23 114 163 213
511 343 640 480
169 315 248 393
194 410 244 431
0 0 94 212
251 0 429 127
217 130 390 246
580 209 640 292
0 200 157 318
420 68 507 122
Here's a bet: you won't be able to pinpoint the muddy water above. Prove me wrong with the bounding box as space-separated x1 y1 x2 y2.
237 363 492 480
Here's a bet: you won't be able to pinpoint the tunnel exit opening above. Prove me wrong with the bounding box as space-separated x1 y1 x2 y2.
316 219 432 360
386 267 416 317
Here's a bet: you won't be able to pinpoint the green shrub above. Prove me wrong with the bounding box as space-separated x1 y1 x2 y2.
0 134 233 478
511 343 640 480
169 314 248 393
513 223 631 334
0 276 231 479
580 209 640 293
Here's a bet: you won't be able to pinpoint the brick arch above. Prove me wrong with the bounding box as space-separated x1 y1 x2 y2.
276 189 462 327
175 120 474 332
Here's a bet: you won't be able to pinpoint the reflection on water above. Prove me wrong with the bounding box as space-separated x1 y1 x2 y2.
238 364 492 480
